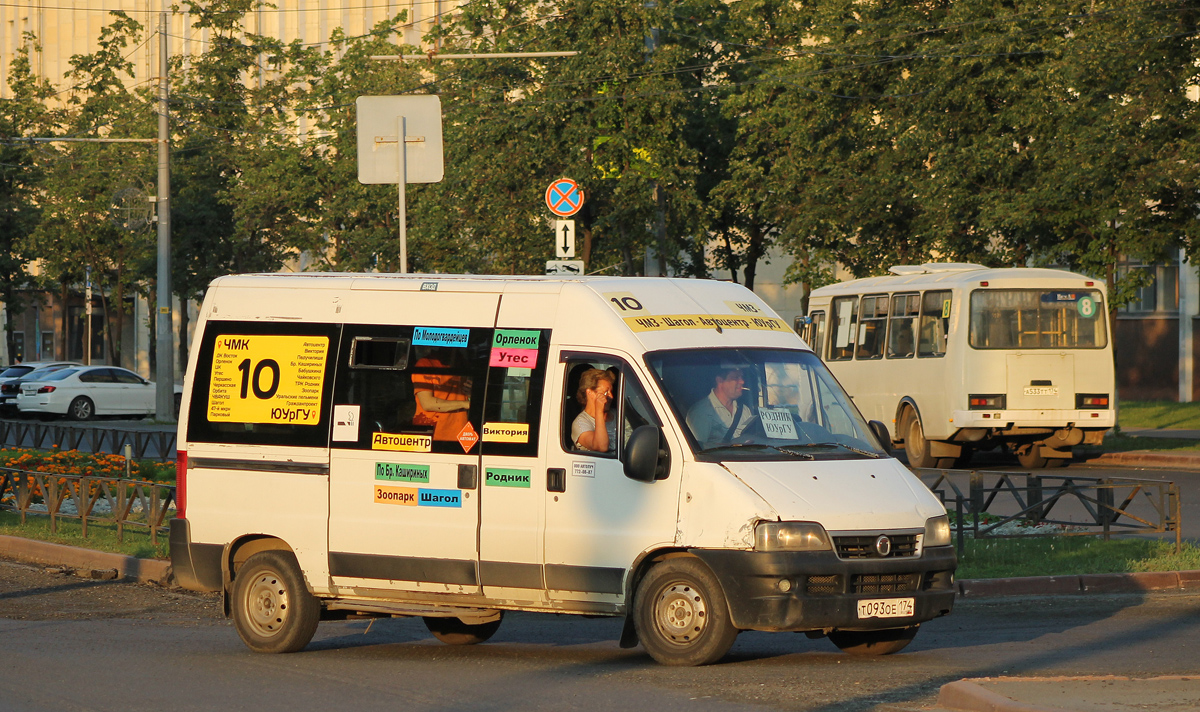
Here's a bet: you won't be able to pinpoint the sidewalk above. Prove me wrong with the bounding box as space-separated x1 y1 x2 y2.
937 676 1199 712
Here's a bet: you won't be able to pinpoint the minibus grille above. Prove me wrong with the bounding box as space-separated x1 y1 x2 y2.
833 534 919 559
852 573 921 594
804 574 841 595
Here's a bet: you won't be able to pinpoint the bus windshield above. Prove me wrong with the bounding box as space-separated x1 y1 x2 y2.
646 348 886 461
969 289 1106 349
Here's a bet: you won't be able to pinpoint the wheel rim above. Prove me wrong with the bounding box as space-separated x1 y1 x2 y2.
243 569 290 638
73 400 91 419
653 580 708 646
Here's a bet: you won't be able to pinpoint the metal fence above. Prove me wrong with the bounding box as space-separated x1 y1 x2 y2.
0 419 177 461
0 467 175 544
920 469 1181 555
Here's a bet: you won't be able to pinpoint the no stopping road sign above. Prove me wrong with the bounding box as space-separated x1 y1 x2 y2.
545 178 584 217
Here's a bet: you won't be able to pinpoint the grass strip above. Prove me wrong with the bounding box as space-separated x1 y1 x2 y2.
0 510 168 560
957 536 1200 579
1118 400 1200 431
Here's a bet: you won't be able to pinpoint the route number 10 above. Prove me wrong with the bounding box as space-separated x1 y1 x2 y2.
237 358 281 399
605 292 645 313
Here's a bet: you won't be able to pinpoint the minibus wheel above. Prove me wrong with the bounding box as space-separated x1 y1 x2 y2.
634 557 738 666
231 551 320 654
423 615 503 645
828 625 918 655
1016 443 1048 469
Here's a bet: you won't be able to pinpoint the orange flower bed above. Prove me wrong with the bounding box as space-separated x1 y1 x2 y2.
0 448 175 483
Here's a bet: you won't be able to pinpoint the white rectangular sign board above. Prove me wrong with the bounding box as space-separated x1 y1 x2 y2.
554 219 576 258
546 260 585 275
356 95 444 185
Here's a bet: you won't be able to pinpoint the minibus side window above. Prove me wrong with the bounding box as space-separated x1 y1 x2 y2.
887 293 920 359
828 297 857 361
186 320 341 448
855 294 888 360
560 355 661 459
480 329 552 458
331 325 491 455
918 290 952 358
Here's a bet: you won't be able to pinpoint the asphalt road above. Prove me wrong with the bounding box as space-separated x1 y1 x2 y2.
2 558 1199 712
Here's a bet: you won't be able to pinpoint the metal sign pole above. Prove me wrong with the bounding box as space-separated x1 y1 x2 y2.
155 11 174 421
398 115 408 274
85 267 92 365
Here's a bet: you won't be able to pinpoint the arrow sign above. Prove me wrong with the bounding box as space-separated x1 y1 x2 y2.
555 219 576 258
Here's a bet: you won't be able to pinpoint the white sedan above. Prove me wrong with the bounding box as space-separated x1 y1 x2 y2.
16 366 179 420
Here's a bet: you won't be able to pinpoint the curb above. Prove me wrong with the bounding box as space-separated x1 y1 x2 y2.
958 569 1200 598
1082 450 1200 469
0 535 172 585
938 680 1068 712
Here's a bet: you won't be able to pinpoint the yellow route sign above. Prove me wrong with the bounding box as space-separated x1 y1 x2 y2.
208 335 329 425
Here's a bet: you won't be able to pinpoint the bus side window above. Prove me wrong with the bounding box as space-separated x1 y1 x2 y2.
828 297 857 361
855 295 888 360
918 291 952 357
807 311 826 357
887 293 920 358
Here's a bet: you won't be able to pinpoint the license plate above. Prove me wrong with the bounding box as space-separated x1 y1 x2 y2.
857 597 915 619
1023 386 1058 396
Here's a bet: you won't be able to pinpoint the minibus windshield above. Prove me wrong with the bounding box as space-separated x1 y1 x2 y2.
646 348 886 461
969 289 1106 349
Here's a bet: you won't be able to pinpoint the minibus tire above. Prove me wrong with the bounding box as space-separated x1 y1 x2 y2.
634 558 738 666
903 412 937 469
423 615 503 645
828 625 918 656
231 551 320 654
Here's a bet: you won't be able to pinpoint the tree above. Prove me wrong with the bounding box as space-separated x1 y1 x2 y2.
0 38 55 362
23 12 155 366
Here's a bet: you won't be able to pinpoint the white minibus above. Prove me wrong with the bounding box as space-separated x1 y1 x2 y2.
803 264 1115 469
170 273 955 666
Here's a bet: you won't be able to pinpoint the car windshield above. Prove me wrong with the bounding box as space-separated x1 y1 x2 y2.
646 348 886 461
39 368 78 381
0 366 34 378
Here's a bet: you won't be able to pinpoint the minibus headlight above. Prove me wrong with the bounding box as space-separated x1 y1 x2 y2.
924 515 952 548
754 521 831 552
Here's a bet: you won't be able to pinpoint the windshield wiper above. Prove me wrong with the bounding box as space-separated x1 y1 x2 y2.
778 442 883 459
700 443 814 459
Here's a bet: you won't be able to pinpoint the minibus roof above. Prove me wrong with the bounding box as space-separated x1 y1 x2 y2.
205 273 810 355
808 266 1104 298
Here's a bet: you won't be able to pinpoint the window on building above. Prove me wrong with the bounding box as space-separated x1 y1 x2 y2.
1117 257 1178 314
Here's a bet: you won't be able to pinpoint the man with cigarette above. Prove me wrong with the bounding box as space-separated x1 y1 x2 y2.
686 365 759 449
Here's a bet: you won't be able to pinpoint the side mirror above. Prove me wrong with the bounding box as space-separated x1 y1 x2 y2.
623 425 670 483
868 420 893 455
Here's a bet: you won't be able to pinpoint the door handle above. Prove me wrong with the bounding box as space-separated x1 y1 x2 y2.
547 468 566 493
458 464 478 490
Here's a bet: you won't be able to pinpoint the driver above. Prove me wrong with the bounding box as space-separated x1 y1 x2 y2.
686 366 758 448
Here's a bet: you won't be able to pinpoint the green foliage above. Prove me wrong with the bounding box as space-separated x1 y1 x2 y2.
1117 400 1200 432
2 1 1198 310
0 511 168 559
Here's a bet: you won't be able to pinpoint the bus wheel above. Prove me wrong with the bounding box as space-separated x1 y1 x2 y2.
1016 443 1048 469
904 412 937 469
231 551 320 654
634 557 739 666
423 615 503 645
828 626 919 656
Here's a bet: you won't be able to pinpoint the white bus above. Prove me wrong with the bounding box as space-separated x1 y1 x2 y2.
802 264 1115 469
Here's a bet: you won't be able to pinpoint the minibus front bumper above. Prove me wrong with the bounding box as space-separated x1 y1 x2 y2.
691 546 957 633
